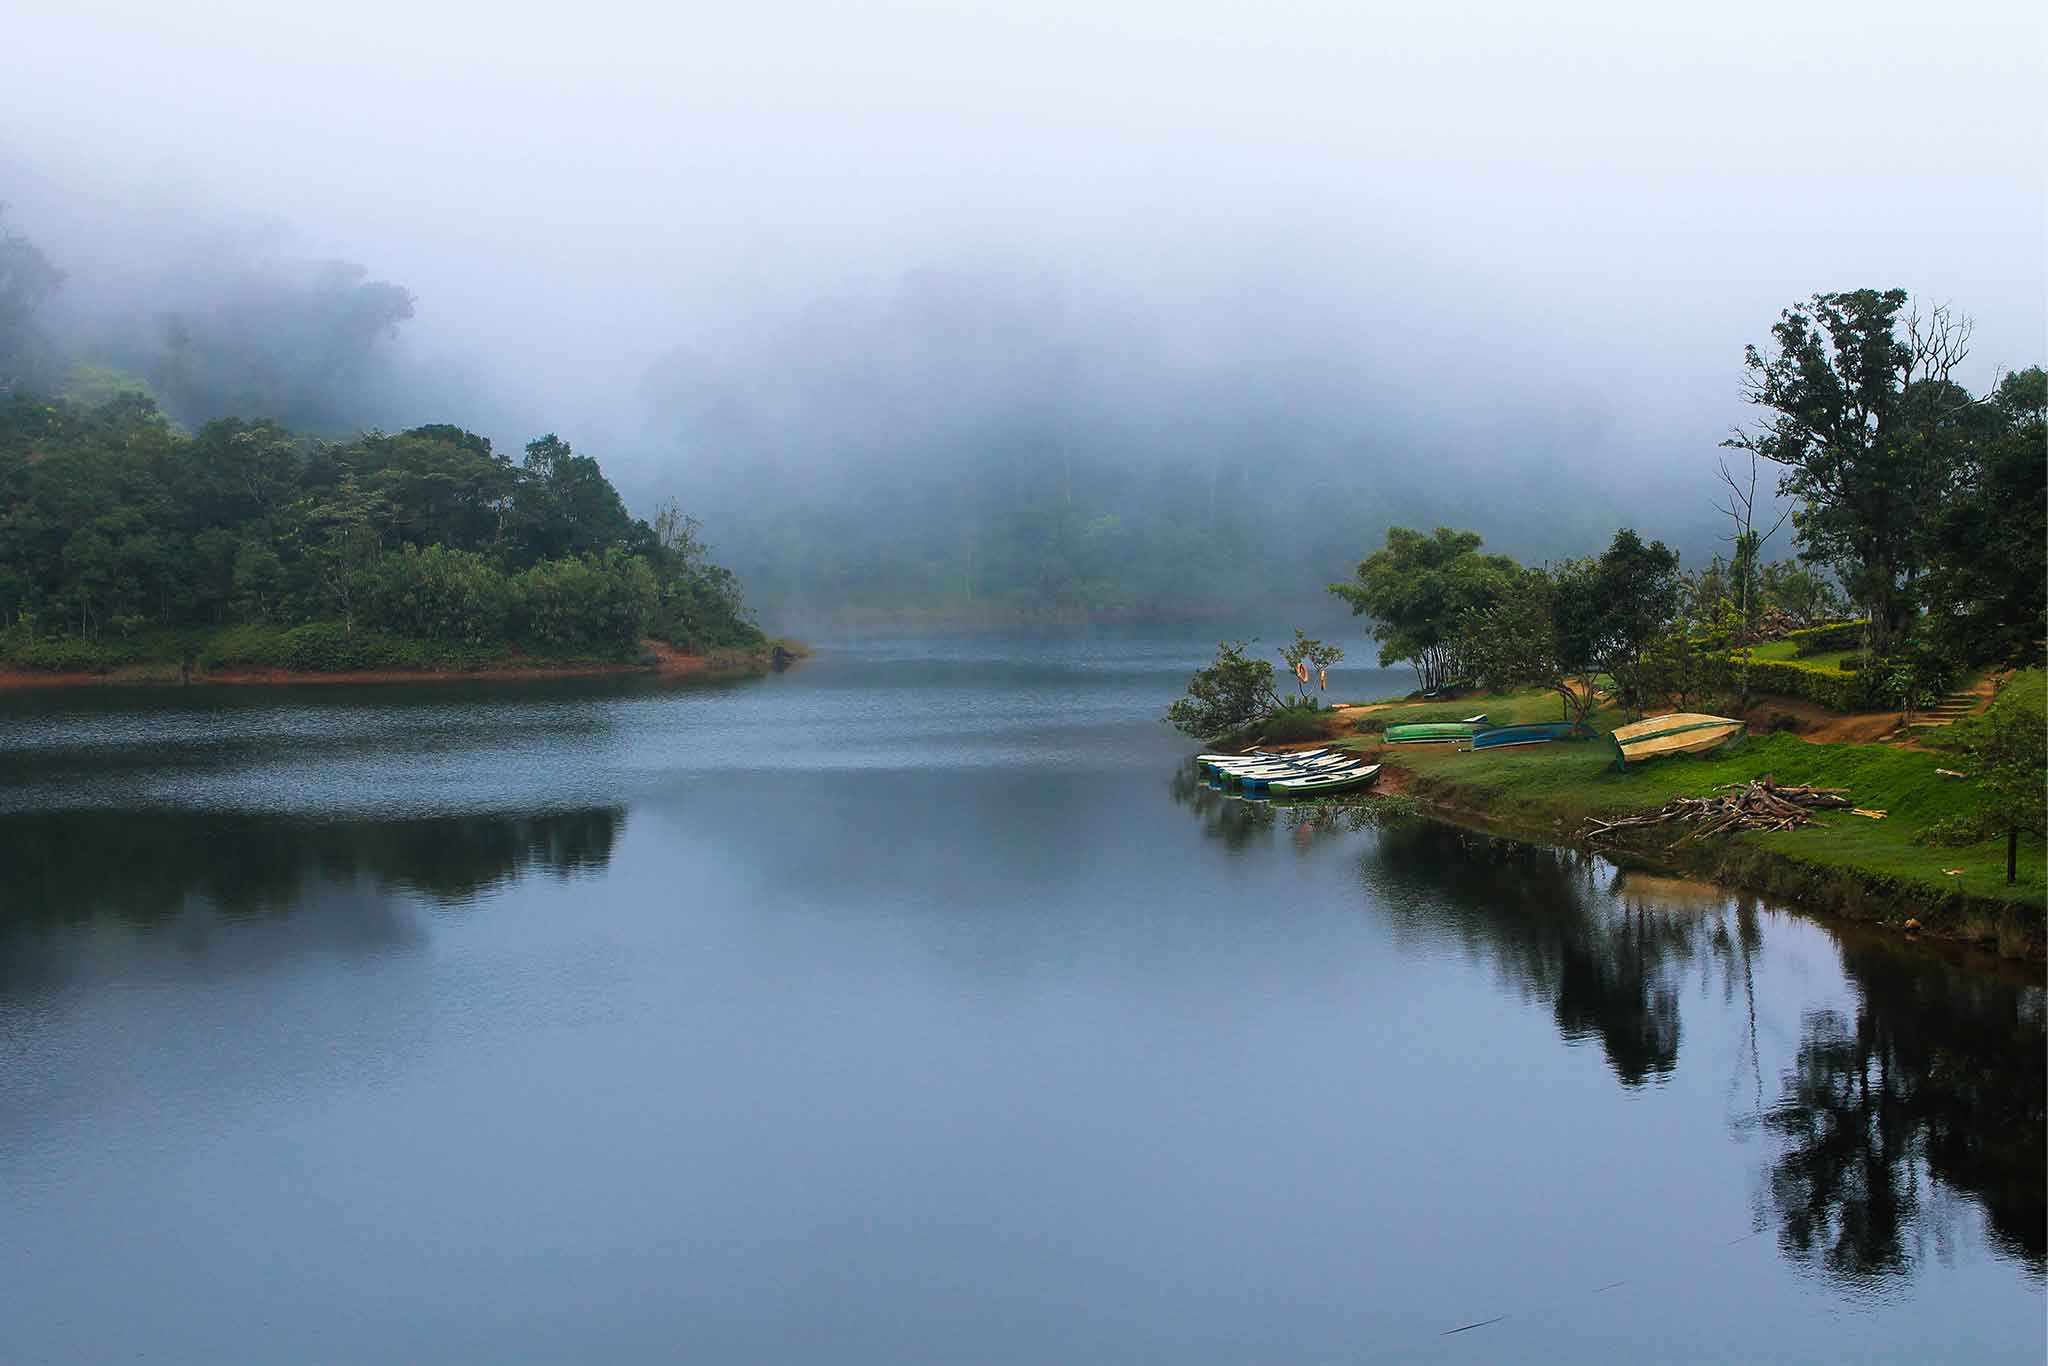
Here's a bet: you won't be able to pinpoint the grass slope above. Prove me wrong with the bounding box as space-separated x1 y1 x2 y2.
1340 693 2044 910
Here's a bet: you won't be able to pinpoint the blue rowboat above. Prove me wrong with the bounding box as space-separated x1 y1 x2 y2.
1469 722 1586 751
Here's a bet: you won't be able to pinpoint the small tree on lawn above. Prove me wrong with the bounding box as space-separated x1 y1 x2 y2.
1328 526 1517 695
1638 624 1712 711
1951 671 2046 885
1457 563 1603 731
1277 629 1344 704
1588 528 1683 719
1164 640 1284 739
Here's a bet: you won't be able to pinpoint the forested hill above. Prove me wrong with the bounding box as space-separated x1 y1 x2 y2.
0 393 764 667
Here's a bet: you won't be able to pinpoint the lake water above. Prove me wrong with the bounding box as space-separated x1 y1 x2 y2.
2 634 2041 1362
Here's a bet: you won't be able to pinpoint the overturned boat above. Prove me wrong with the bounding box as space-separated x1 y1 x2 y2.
1382 715 1489 744
1609 713 1745 768
1469 721 1587 751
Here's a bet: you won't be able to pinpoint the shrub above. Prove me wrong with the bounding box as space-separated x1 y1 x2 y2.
1708 655 1878 711
1258 705 1329 743
0 631 141 673
1916 811 1995 847
357 545 515 645
512 550 656 653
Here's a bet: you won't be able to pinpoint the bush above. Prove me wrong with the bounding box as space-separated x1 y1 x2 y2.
1786 620 1867 656
0 631 142 673
512 550 657 653
1916 811 1996 847
357 545 515 645
1258 705 1329 743
1708 654 1878 711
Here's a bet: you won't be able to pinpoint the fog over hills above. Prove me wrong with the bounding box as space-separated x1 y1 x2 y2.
5 0 2040 622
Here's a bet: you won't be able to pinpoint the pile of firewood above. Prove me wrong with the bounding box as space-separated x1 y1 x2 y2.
1583 777 1852 845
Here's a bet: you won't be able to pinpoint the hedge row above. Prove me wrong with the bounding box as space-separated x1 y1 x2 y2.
1785 620 1867 656
1709 654 1875 711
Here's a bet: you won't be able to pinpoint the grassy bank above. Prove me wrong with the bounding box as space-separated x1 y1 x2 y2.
1318 686 2044 954
0 622 805 686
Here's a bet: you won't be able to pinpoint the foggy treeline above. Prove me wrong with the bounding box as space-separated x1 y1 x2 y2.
0 181 1761 627
3 0 2039 628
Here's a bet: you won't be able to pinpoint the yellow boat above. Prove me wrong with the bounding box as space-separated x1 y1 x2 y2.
1609 712 1745 768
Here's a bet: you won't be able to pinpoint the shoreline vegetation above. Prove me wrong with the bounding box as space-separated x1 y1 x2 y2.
1 390 796 687
1216 678 2045 963
1168 292 2044 968
0 634 809 690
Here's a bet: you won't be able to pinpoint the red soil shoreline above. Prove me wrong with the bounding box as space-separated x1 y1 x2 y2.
0 640 776 690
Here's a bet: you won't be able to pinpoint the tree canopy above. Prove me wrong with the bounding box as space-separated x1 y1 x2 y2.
0 391 758 655
1918 367 2046 665
1329 526 1517 694
1728 291 1979 657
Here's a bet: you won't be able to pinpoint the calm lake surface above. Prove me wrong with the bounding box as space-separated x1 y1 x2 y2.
2 634 2042 1362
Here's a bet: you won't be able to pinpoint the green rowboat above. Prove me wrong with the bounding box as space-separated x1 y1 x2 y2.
1383 719 1486 744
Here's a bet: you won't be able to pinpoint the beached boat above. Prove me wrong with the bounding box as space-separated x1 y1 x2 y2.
1198 747 1328 773
1270 764 1382 796
1241 760 1371 792
1469 721 1585 751
1382 716 1488 744
1609 713 1745 768
1208 749 1343 773
1227 755 1366 789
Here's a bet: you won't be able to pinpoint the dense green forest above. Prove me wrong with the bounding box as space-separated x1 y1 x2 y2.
1 208 765 671
0 394 762 669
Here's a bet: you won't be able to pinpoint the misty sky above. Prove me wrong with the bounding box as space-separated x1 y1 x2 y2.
4 0 2042 572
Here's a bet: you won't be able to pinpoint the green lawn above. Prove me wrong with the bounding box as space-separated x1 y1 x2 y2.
1746 640 1859 670
1336 701 2043 908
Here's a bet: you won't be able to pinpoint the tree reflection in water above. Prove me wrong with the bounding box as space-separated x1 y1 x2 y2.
1167 773 2046 1285
0 806 626 928
1762 939 2045 1283
1363 818 1713 1087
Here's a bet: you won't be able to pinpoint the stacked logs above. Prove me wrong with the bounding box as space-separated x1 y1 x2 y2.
1583 777 1852 846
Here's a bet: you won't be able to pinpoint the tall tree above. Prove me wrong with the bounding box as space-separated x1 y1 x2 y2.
1727 290 1978 656
1329 526 1517 695
1586 528 1683 719
1919 367 2047 665
1457 562 1604 730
